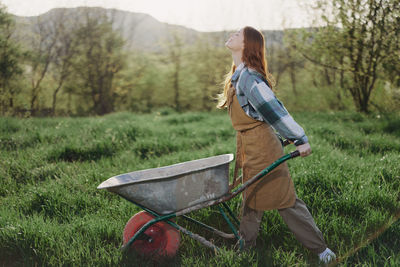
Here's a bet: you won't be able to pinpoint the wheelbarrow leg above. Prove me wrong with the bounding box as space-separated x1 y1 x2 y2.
218 206 244 250
221 202 240 226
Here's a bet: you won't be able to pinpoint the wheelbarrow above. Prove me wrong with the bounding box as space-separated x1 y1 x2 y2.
97 143 300 257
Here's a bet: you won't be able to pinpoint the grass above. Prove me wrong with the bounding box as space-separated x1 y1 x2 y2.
0 110 399 266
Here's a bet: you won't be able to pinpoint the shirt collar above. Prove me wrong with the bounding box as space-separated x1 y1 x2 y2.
231 62 245 82
236 62 245 71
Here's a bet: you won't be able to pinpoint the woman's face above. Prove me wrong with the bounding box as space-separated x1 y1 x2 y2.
225 28 244 52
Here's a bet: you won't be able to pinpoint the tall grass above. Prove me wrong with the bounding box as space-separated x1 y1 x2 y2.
0 111 399 266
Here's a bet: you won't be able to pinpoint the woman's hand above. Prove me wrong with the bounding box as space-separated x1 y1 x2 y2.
296 143 312 157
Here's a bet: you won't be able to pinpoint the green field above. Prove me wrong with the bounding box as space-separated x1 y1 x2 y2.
1 110 399 266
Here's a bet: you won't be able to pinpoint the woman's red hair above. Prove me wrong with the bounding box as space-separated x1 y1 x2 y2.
217 26 276 108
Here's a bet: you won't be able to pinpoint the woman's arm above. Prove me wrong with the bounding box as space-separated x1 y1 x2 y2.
238 71 308 146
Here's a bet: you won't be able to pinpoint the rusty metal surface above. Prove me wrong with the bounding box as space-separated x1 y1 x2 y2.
97 154 234 215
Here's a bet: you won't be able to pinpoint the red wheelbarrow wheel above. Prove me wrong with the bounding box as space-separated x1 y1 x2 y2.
123 211 181 258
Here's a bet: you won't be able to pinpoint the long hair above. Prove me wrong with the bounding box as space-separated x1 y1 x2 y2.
217 26 276 109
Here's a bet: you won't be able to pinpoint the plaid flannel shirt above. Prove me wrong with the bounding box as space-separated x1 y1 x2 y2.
231 62 308 146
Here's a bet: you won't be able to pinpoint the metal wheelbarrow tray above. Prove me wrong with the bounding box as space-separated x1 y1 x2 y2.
97 154 233 215
98 148 300 255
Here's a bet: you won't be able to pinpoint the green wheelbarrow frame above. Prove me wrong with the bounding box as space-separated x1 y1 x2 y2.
112 149 301 252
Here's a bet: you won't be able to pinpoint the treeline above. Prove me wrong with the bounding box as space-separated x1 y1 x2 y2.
0 7 234 116
0 1 399 117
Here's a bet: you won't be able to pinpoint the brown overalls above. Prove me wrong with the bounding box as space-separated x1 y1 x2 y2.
227 85 327 254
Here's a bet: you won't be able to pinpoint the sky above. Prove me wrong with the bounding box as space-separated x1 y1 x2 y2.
1 0 323 32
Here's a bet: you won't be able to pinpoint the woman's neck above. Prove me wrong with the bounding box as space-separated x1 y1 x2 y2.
231 51 243 67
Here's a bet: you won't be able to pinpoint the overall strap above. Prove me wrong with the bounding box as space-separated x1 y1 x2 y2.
229 132 243 191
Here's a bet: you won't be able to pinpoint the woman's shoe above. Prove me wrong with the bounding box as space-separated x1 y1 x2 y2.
318 247 336 264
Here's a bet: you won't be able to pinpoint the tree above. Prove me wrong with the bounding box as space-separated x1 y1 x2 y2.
296 0 400 113
49 9 79 116
165 29 184 112
273 35 305 96
189 35 224 111
0 5 23 115
26 15 59 115
73 8 126 115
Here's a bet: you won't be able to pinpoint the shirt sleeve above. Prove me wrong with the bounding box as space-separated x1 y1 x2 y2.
242 76 309 146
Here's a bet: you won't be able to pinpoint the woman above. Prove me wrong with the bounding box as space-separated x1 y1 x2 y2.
219 26 336 264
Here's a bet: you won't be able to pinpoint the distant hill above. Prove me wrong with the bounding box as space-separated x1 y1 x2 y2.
11 6 286 52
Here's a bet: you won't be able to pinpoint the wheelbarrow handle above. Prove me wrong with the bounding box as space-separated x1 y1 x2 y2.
290 150 300 158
